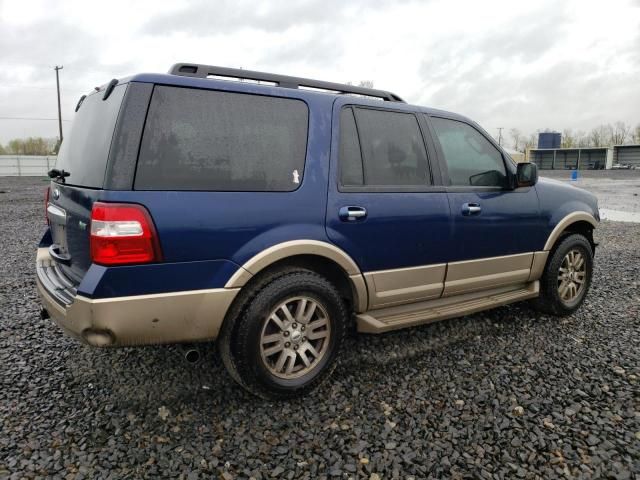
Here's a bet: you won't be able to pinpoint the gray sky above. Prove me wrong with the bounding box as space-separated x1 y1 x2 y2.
1 0 639 144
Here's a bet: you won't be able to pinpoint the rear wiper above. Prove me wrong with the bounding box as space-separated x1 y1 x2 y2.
48 168 70 182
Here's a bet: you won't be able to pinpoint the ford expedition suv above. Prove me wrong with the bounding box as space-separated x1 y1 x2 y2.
37 63 599 399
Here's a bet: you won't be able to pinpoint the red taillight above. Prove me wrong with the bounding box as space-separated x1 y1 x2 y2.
90 202 162 266
45 187 50 225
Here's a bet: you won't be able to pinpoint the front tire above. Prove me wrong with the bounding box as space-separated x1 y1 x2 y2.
222 270 347 399
532 233 593 316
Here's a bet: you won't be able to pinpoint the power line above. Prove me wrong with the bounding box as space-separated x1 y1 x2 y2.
0 117 72 122
0 84 86 94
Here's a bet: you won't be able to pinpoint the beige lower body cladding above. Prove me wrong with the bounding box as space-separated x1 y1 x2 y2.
37 275 238 347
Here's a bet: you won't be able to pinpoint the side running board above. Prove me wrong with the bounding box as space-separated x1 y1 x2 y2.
356 282 539 334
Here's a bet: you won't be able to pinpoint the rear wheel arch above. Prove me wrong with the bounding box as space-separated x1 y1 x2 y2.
218 256 355 398
224 241 367 313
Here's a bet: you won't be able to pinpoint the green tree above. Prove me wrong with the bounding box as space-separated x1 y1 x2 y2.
561 129 576 148
6 137 57 155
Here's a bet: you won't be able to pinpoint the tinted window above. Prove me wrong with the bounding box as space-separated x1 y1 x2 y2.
55 84 126 188
352 108 430 187
339 108 364 186
431 117 507 187
135 86 308 191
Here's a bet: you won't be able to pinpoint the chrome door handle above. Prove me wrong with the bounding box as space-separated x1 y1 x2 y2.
339 206 367 221
461 203 481 216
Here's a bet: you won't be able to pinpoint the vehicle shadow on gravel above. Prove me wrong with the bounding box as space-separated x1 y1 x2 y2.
63 301 561 409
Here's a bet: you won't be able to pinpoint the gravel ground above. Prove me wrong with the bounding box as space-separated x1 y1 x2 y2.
1 176 639 479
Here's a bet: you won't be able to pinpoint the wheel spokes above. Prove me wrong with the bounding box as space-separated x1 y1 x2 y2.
298 349 311 367
263 341 284 357
274 350 295 373
557 248 588 303
301 302 317 324
260 296 331 379
279 304 296 324
294 298 308 322
269 313 286 331
306 318 329 340
573 254 584 270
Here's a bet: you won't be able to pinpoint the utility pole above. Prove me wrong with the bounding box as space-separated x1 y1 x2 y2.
497 127 504 146
54 65 64 144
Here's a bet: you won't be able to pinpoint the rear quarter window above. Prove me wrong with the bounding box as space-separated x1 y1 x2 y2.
135 86 309 191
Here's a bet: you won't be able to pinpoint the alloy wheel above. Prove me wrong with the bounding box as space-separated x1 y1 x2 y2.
259 296 331 379
557 249 587 304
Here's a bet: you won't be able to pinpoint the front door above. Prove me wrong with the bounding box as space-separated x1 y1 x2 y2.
427 115 543 296
326 102 451 309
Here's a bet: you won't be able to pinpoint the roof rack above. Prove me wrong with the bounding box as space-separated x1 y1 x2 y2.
168 63 405 103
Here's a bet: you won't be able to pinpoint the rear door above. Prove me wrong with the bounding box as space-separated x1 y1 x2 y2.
46 84 128 283
326 101 451 310
427 115 543 296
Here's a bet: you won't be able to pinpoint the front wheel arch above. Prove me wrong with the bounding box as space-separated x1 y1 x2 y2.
543 213 597 252
532 233 594 316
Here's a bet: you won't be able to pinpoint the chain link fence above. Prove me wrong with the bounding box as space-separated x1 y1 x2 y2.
0 155 56 176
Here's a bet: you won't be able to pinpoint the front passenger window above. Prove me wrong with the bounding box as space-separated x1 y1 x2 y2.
431 117 507 187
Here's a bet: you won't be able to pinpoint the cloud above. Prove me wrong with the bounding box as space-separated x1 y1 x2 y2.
0 0 638 145
143 0 409 36
415 1 640 135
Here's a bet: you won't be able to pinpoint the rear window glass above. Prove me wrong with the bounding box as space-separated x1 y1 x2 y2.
55 84 126 188
135 86 309 191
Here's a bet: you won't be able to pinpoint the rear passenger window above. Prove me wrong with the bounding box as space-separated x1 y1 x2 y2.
135 86 308 191
340 107 430 187
431 117 507 187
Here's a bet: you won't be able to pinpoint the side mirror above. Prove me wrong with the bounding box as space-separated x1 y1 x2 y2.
516 162 538 187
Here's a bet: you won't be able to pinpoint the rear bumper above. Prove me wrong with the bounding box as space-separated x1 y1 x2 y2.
36 248 239 347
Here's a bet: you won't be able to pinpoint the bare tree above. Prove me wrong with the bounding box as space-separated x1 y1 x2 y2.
505 123 638 153
575 130 589 147
509 128 522 151
588 125 612 147
610 121 630 145
523 133 537 151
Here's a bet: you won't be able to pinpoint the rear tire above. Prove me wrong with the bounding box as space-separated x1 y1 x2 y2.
220 270 347 399
531 233 593 316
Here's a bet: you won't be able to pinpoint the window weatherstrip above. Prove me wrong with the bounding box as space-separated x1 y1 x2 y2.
349 106 367 186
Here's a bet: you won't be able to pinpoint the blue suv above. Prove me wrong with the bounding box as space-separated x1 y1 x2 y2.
37 63 599 398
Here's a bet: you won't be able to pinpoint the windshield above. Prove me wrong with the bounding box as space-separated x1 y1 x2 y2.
55 84 127 188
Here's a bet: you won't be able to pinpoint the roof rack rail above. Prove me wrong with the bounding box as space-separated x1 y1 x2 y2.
168 63 405 103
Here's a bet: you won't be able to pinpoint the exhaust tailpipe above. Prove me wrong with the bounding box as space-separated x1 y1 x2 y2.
182 346 201 364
